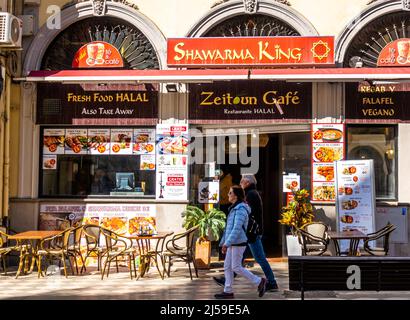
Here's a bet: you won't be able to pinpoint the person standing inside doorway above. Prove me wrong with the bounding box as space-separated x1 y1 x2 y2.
215 185 267 299
240 174 279 292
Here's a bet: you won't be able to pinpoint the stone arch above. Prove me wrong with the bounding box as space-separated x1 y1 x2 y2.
186 0 318 37
23 1 167 74
336 0 406 66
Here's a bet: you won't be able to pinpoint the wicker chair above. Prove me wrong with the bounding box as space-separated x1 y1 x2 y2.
100 229 137 280
81 224 105 272
0 227 19 275
37 228 73 278
297 222 331 256
362 223 396 256
67 225 85 274
162 226 199 280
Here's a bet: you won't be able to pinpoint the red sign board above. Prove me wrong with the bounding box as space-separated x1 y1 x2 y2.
72 41 124 69
167 37 334 67
378 38 410 67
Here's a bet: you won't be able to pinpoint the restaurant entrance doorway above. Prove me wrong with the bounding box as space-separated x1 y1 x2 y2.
219 131 310 257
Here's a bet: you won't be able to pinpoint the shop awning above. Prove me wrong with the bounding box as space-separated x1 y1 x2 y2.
21 69 250 83
19 67 410 83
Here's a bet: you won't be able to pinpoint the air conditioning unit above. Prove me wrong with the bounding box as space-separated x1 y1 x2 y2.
0 13 22 49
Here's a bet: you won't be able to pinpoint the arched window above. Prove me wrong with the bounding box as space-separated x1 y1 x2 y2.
42 17 160 70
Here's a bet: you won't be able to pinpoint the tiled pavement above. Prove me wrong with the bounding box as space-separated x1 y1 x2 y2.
1 261 410 300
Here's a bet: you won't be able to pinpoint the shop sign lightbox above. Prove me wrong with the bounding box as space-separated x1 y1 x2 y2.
37 83 158 125
377 38 410 67
189 81 311 123
168 36 334 67
345 82 410 123
72 41 124 68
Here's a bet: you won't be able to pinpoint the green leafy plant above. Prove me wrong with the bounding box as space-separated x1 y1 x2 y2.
182 205 226 241
279 188 315 234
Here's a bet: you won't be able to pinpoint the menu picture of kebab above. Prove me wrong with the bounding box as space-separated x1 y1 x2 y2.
65 129 89 155
110 129 133 155
133 129 155 155
128 217 157 235
43 129 65 155
313 163 335 182
42 155 57 170
89 129 110 155
101 217 128 235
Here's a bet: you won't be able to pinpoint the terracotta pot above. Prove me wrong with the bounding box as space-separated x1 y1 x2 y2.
195 239 211 269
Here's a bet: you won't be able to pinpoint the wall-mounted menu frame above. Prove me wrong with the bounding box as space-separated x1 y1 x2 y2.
311 123 345 202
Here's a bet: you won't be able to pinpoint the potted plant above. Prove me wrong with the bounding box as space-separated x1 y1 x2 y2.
279 188 315 256
182 205 226 269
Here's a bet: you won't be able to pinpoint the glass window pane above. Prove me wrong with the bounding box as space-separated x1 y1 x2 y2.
41 128 156 198
347 126 397 200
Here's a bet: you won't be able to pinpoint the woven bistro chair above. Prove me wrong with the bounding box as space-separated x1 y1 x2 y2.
37 228 74 278
0 227 21 275
162 226 199 280
100 228 137 280
362 223 397 256
297 222 331 256
81 224 105 273
67 225 85 274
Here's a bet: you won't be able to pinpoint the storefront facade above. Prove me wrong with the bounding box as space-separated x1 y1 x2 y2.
7 0 410 256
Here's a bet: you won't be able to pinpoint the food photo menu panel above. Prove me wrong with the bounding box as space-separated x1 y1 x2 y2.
311 123 345 202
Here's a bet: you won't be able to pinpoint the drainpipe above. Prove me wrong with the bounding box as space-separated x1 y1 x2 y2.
0 63 5 221
2 72 10 221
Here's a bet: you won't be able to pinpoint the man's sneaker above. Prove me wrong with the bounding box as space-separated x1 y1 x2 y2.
214 292 234 299
266 282 279 292
213 276 225 287
257 278 267 297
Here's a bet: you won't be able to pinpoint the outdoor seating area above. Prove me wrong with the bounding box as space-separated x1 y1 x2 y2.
0 224 195 281
294 222 397 257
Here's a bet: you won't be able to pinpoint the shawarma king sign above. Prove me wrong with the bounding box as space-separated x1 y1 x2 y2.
167 37 335 67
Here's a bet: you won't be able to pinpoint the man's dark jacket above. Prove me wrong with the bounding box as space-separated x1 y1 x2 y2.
244 183 263 235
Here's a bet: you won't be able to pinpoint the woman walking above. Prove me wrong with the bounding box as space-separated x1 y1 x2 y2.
214 185 267 299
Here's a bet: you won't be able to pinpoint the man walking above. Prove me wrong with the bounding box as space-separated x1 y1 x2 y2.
240 175 278 291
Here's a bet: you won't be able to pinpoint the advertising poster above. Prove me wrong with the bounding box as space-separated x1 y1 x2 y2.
88 128 110 155
43 128 65 155
42 155 57 170
65 128 89 155
140 154 156 171
335 160 376 251
110 128 133 155
133 128 156 155
198 181 220 204
83 204 156 236
156 124 189 200
282 174 300 192
311 123 345 202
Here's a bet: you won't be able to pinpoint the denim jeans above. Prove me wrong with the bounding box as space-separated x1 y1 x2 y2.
248 235 277 285
224 246 261 294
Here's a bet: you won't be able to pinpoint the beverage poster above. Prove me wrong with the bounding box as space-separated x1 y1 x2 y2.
198 181 220 204
335 160 376 251
311 123 344 202
133 128 155 155
43 129 65 155
65 128 89 155
156 124 189 200
88 128 110 155
110 128 133 155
